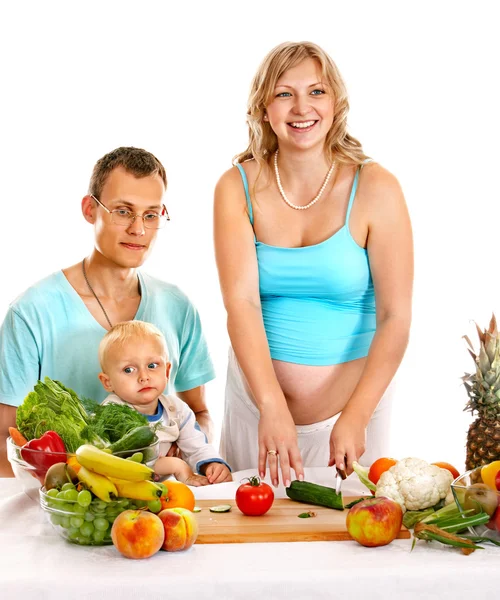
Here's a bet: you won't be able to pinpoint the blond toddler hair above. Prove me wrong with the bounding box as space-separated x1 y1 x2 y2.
98 321 169 370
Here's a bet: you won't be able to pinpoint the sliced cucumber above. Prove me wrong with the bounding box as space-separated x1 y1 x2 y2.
193 506 202 513
209 504 232 513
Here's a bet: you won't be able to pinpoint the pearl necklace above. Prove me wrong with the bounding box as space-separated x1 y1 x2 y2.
274 150 335 211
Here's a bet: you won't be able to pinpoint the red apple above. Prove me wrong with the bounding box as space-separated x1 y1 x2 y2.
485 507 500 532
346 496 403 547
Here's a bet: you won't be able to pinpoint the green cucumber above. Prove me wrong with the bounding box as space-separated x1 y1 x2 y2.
344 497 365 509
209 504 232 513
109 426 155 455
286 480 344 511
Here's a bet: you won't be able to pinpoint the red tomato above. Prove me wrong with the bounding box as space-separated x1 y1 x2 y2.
235 476 274 516
431 462 460 480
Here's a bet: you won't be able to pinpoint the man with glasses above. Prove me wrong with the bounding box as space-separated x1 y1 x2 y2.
0 147 215 476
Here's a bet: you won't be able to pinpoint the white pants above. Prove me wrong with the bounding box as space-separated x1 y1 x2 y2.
220 348 394 472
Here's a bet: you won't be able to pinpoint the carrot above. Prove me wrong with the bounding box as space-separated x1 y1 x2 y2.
8 427 28 446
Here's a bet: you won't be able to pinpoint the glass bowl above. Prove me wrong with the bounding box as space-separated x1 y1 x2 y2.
39 486 146 545
7 436 160 501
451 466 500 541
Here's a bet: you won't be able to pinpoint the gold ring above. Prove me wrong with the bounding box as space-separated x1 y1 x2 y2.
267 450 278 457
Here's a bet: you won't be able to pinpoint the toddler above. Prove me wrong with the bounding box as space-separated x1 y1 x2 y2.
97 321 232 486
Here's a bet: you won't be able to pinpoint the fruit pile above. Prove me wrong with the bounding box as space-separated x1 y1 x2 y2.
41 446 168 546
458 460 500 533
39 444 200 557
41 483 145 545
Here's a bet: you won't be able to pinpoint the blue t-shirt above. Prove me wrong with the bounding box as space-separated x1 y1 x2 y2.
0 271 215 407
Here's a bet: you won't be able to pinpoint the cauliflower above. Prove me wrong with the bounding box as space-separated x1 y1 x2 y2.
375 457 453 513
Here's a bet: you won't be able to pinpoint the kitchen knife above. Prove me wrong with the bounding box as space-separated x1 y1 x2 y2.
335 466 346 495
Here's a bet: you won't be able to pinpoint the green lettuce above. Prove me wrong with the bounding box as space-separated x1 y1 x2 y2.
16 377 106 452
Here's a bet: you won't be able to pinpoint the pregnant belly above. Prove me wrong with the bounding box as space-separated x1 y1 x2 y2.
272 356 367 425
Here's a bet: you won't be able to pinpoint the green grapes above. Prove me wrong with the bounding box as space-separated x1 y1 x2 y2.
93 517 109 532
46 486 134 545
147 499 162 513
77 490 92 507
79 522 94 538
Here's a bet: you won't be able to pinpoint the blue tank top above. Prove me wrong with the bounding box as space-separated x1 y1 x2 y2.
236 162 376 366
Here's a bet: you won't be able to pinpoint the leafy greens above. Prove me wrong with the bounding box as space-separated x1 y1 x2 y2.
82 398 148 443
16 377 152 453
16 378 106 452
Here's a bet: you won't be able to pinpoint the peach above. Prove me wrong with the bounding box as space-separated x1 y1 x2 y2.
158 507 199 552
111 510 165 559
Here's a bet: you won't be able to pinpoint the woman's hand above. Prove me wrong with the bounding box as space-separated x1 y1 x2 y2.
329 412 367 475
258 405 304 487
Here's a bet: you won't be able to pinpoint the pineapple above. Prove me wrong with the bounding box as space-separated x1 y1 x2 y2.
463 314 500 470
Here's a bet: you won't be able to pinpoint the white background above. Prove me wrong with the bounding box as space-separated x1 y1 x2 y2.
1 1 499 472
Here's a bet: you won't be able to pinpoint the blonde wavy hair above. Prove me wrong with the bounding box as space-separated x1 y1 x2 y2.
234 41 368 167
99 321 168 370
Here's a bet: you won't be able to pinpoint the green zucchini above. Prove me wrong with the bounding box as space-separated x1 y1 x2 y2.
286 480 344 511
109 426 156 454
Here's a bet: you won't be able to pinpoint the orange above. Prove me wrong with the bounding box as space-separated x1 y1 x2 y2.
159 480 195 511
66 455 81 474
368 457 397 485
432 462 460 480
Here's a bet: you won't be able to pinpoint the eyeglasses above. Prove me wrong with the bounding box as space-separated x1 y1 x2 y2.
90 195 170 229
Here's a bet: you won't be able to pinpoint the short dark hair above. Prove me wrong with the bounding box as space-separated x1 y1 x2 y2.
88 147 167 198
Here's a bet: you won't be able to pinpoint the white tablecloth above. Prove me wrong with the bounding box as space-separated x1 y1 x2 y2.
1 468 499 600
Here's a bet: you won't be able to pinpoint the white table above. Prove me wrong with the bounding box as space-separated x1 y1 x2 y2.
1 468 499 600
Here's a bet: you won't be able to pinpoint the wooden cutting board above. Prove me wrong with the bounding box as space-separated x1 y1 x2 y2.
194 497 411 544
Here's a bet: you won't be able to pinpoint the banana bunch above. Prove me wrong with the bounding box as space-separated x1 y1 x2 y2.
76 445 154 481
75 444 165 503
109 477 164 501
78 466 118 503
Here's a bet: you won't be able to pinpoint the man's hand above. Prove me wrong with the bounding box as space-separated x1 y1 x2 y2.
195 410 214 444
176 386 214 443
0 404 17 477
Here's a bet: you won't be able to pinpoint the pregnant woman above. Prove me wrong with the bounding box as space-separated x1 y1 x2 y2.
214 41 413 486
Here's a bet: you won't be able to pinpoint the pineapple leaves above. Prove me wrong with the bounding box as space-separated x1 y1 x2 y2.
487 313 497 336
463 313 500 415
463 335 475 353
478 345 490 374
475 322 485 345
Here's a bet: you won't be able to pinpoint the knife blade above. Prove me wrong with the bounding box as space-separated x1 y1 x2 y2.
335 466 346 495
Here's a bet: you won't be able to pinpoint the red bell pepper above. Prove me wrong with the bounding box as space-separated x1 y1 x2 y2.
21 431 66 480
